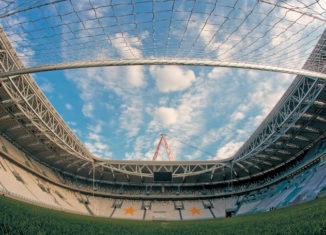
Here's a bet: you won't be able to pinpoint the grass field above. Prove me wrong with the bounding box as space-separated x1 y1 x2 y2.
0 195 325 235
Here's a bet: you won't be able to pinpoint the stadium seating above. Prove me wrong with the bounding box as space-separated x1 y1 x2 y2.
236 160 326 215
0 131 326 220
87 196 114 218
182 200 213 220
146 201 181 221
211 197 237 218
111 200 144 220
112 208 143 220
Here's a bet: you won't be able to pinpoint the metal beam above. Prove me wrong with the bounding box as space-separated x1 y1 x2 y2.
77 161 90 172
0 36 93 165
235 162 250 174
233 77 325 162
1 58 326 79
242 160 261 170
66 159 85 169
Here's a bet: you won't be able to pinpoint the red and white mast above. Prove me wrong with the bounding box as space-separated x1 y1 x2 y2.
152 134 174 161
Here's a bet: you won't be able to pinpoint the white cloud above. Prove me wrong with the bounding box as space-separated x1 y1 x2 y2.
65 103 72 110
201 129 221 147
88 123 102 134
88 133 101 141
39 82 54 93
65 66 146 140
124 151 152 161
246 70 259 79
82 103 94 118
111 33 143 58
247 74 293 119
83 122 113 159
67 121 77 126
150 66 196 92
208 67 232 79
64 32 147 137
62 26 148 142
126 66 145 87
154 107 179 126
85 141 112 159
231 111 245 121
215 141 244 160
119 100 144 138
202 69 295 161
106 103 115 110
71 128 82 137
124 135 156 161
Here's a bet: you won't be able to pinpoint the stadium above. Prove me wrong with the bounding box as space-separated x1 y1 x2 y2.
0 0 326 234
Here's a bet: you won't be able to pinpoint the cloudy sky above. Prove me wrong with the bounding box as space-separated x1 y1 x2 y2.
1 0 325 161
34 65 293 161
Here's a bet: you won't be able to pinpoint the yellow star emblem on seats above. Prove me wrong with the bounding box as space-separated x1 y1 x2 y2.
190 207 201 216
124 206 136 215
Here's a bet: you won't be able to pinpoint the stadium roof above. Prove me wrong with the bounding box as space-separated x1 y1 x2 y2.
0 0 325 185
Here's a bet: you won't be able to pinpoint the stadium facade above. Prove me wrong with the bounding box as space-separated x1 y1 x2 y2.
0 11 326 221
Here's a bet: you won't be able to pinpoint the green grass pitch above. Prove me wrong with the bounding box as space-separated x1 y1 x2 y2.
0 195 325 234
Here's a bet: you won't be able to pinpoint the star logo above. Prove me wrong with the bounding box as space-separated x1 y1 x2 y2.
190 207 201 216
124 206 136 215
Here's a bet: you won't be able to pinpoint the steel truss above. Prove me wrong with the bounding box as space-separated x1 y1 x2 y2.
233 76 326 163
95 160 226 178
0 34 93 162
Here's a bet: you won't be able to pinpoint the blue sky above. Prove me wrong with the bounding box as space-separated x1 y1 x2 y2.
33 66 294 161
1 0 325 160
